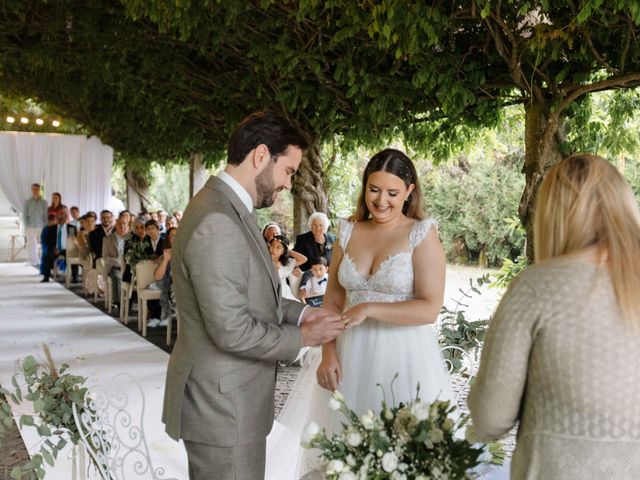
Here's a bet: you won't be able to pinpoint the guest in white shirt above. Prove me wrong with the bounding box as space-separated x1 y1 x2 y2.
299 256 329 302
69 206 81 229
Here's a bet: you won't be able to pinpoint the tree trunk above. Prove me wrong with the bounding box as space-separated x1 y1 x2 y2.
189 152 208 198
519 101 564 262
125 164 151 214
292 140 328 235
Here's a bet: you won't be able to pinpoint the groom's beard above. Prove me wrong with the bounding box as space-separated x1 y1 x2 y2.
255 160 278 209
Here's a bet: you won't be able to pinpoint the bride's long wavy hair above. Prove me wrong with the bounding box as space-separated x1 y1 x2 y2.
352 148 425 222
534 154 640 326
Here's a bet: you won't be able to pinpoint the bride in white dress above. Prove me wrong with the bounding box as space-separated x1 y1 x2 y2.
267 148 455 478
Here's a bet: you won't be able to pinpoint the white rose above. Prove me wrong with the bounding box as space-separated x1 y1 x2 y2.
301 422 320 445
338 472 357 480
360 410 376 430
332 390 345 402
381 452 398 472
410 402 429 421
346 431 362 447
329 396 342 411
429 427 444 444
326 459 345 475
345 454 357 466
384 408 394 420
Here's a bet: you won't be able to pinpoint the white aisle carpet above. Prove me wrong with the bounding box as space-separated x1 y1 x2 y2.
0 263 188 479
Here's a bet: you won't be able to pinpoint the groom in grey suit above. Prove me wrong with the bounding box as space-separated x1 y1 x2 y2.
162 111 344 479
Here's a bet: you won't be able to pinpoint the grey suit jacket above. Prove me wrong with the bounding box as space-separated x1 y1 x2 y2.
101 233 123 277
162 176 305 447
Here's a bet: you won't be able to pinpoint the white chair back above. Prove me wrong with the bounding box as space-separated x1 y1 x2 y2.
135 260 157 292
66 235 80 257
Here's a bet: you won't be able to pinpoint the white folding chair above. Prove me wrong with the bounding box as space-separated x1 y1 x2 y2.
135 260 161 337
95 257 113 312
65 236 84 288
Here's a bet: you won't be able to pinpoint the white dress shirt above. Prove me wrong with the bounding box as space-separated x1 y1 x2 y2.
218 171 253 212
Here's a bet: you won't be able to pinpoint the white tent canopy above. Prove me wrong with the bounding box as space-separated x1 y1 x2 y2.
0 131 113 215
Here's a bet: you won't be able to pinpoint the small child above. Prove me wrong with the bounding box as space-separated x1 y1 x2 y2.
299 257 329 301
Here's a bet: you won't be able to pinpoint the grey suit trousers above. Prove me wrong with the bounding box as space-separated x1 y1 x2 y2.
184 439 266 480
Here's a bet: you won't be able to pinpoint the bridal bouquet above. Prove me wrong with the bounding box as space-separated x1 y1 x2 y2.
302 388 486 479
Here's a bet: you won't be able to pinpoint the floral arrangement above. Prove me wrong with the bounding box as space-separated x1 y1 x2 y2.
0 345 101 479
302 385 493 480
123 236 154 268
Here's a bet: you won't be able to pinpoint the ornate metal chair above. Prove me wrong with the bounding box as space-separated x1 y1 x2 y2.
72 373 178 480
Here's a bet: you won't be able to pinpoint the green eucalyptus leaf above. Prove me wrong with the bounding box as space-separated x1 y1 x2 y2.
10 466 22 480
33 398 45 412
41 448 54 466
37 423 52 437
20 415 34 427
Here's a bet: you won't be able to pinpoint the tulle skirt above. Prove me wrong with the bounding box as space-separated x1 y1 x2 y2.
267 320 455 479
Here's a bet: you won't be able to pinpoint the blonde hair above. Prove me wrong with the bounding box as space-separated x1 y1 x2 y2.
534 154 640 325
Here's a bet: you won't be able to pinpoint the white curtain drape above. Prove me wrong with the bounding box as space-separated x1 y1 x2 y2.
0 132 113 215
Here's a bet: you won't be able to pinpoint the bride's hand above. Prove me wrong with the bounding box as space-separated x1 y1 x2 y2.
316 355 342 392
341 303 370 329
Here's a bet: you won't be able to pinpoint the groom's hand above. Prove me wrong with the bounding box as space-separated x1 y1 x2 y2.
300 308 344 346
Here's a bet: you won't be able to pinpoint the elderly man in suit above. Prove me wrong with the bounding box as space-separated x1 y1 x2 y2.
162 112 344 479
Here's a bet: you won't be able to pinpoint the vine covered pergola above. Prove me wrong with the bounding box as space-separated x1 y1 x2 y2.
1 1 639 248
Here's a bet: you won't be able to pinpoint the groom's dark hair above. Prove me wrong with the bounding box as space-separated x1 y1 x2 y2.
227 111 309 166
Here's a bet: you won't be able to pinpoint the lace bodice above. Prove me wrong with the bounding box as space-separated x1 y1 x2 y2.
337 218 437 308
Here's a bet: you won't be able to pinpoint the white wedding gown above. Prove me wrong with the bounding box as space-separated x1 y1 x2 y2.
266 218 456 479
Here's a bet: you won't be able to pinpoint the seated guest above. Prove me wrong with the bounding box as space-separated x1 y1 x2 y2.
141 219 164 326
157 209 168 233
76 212 96 259
294 212 335 271
268 235 307 301
262 222 282 243
166 216 178 230
69 206 81 228
102 218 129 311
154 227 178 328
299 257 329 302
39 214 58 282
88 210 113 265
76 212 98 293
118 209 132 228
469 154 640 480
122 216 148 283
144 219 164 258
39 212 76 282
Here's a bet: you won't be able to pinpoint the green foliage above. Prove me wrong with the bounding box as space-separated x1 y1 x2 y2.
123 237 154 269
491 254 529 290
438 275 492 373
425 158 526 267
0 349 97 479
146 162 190 214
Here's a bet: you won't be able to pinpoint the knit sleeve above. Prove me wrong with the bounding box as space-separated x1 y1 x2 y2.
468 271 540 440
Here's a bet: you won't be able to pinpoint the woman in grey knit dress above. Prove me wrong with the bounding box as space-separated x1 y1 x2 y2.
469 154 640 479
